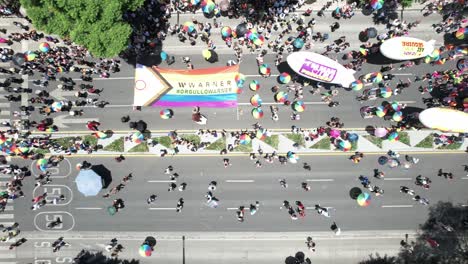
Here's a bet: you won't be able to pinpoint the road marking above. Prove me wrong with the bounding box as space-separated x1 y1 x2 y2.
0 252 16 258
384 178 412 181
462 205 468 207
244 74 279 77
393 73 413 76
148 208 174 210
0 214 13 219
306 179 334 182
461 177 468 180
0 103 10 107
148 180 177 183
0 110 10 116
75 207 102 210
381 205 413 208
227 208 238 210
225 180 254 183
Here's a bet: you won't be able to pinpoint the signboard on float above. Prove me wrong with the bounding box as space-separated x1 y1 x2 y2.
380 37 435 60
287 52 356 88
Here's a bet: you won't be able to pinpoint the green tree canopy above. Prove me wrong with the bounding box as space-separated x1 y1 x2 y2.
20 0 145 57
400 0 413 8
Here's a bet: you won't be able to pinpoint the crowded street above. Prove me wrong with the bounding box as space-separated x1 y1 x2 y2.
0 0 467 263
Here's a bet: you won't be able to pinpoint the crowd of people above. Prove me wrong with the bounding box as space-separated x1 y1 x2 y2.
0 0 466 258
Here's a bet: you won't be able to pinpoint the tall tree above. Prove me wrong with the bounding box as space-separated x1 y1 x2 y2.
20 0 145 57
400 0 413 19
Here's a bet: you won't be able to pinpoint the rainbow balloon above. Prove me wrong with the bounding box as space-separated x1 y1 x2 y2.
279 72 291 84
250 94 262 107
292 101 305 112
249 80 260 91
251 107 264 119
39 42 50 53
160 109 173 119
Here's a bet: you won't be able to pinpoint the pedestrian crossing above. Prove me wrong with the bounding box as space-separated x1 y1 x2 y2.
0 173 16 264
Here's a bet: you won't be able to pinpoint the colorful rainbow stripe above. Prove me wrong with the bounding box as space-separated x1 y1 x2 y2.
153 65 239 108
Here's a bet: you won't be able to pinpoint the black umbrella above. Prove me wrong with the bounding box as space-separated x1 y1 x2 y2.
236 23 247 37
359 31 369 42
90 164 112 189
366 27 378 38
135 120 147 133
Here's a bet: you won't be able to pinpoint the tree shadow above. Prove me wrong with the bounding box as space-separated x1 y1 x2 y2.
73 250 140 264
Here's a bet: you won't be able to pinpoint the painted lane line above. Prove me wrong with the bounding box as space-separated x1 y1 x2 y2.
227 208 238 210
461 177 468 180
225 180 255 183
393 73 413 76
75 207 102 210
149 208 174 210
148 180 177 183
462 205 468 207
306 179 334 182
0 214 13 219
384 178 412 181
381 205 413 208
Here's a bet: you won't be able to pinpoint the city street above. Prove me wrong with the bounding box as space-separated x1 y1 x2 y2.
0 1 466 264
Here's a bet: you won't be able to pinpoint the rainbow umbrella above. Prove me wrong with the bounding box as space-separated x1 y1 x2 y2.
250 94 262 107
287 151 299 164
251 107 264 119
370 0 384 10
435 58 446 65
387 132 399 142
236 86 244 94
183 21 196 33
221 26 232 38
380 87 392 98
94 131 108 139
279 72 291 84
18 146 30 154
202 0 215 13
249 80 260 91
350 80 364 91
293 38 305 49
252 35 265 46
390 101 401 111
392 111 403 122
371 72 383 83
57 66 65 73
347 133 359 142
239 133 251 145
39 42 50 53
274 91 288 103
24 51 37 61
46 127 57 132
337 140 352 151
191 0 201 5
455 27 467 40
131 131 145 144
259 64 271 75
36 158 48 172
139 244 152 257
375 106 387 117
160 109 173 119
357 192 371 207
374 127 388 138
256 128 268 140
292 101 305 112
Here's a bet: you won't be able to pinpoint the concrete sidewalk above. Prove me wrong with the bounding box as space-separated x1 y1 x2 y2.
37 129 467 156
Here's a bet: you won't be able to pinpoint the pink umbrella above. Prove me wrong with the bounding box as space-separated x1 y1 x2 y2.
329 129 341 138
374 127 388 138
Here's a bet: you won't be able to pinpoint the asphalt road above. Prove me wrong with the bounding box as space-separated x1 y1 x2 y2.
16 10 450 132
12 154 468 233
13 231 412 264
24 51 455 132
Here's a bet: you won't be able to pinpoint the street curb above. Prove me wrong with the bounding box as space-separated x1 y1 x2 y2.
19 230 418 240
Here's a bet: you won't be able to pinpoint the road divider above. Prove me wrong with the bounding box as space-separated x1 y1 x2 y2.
225 180 254 183
381 205 413 208
306 179 334 182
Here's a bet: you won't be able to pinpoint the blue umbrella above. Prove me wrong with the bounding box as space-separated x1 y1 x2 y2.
75 170 103 197
293 38 304 49
160 51 168 61
347 133 359 142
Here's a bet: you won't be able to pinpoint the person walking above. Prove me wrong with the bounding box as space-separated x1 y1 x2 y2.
147 194 157 204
